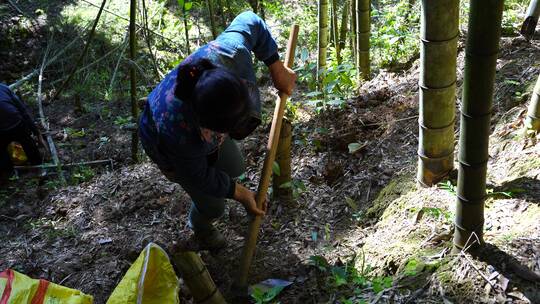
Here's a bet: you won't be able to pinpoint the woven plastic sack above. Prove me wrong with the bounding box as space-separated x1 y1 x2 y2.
7 142 27 165
107 243 179 304
0 269 93 304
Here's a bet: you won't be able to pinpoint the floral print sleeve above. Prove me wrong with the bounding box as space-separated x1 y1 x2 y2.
139 11 278 198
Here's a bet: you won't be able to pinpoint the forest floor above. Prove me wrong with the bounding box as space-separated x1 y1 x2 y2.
1 1 540 304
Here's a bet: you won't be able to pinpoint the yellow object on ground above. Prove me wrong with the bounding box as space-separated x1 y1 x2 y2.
7 142 27 165
107 243 180 304
0 269 93 304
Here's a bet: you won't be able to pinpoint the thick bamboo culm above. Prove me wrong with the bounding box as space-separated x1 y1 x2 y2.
272 118 293 201
525 74 540 132
129 0 139 162
356 0 370 80
454 0 504 251
521 0 540 40
173 252 226 304
417 0 459 187
233 25 299 293
318 0 329 83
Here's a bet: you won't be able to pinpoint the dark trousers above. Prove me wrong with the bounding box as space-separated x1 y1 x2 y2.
0 122 42 174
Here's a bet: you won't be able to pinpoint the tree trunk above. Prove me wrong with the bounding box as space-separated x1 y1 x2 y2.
356 0 370 80
318 0 329 85
454 0 504 252
171 251 226 304
130 0 139 163
525 74 540 132
417 0 458 187
521 0 540 40
272 118 293 202
207 0 218 39
350 0 357 70
339 0 349 52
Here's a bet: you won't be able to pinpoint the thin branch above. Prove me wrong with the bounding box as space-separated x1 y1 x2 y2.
7 0 25 16
109 31 131 95
141 0 163 78
37 32 66 183
52 0 108 101
80 0 183 54
9 32 85 90
50 37 129 86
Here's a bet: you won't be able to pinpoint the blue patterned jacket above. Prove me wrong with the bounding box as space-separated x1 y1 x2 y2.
139 11 278 198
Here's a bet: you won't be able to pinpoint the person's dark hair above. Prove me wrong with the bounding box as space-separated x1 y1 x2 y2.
175 58 250 134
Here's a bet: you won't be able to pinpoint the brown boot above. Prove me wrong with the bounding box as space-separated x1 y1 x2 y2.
193 226 227 251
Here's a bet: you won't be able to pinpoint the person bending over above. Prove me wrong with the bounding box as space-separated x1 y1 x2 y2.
139 11 296 250
0 83 43 182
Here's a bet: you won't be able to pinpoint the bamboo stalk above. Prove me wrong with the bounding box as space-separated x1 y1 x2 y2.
356 0 370 80
8 25 89 90
525 74 540 132
318 0 329 85
216 0 226 28
331 0 339 56
14 159 113 171
109 31 131 96
183 8 191 53
52 0 107 102
272 118 293 202
79 0 181 49
141 0 162 79
454 0 504 252
350 0 357 69
417 0 459 187
130 0 139 163
339 0 349 52
37 33 66 184
521 0 540 40
172 251 226 304
233 25 300 294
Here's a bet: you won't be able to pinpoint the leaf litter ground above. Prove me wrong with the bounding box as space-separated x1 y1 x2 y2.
1 4 540 303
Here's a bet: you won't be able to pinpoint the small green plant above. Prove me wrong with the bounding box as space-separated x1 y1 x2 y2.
279 179 306 199
70 166 95 185
308 254 394 300
65 127 86 138
114 115 132 127
437 180 456 196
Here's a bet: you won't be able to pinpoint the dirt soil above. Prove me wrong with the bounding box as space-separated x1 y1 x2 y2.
1 2 540 304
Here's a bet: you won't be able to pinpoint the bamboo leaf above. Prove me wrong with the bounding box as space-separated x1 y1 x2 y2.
177 0 184 10
345 196 358 211
272 161 281 176
184 1 193 11
348 142 365 154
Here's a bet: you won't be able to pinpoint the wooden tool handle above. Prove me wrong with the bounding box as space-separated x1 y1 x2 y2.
234 24 300 293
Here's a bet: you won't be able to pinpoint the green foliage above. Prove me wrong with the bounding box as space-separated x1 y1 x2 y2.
298 47 357 113
114 115 132 127
279 179 306 199
437 180 456 196
308 254 396 301
70 166 95 185
371 0 420 67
